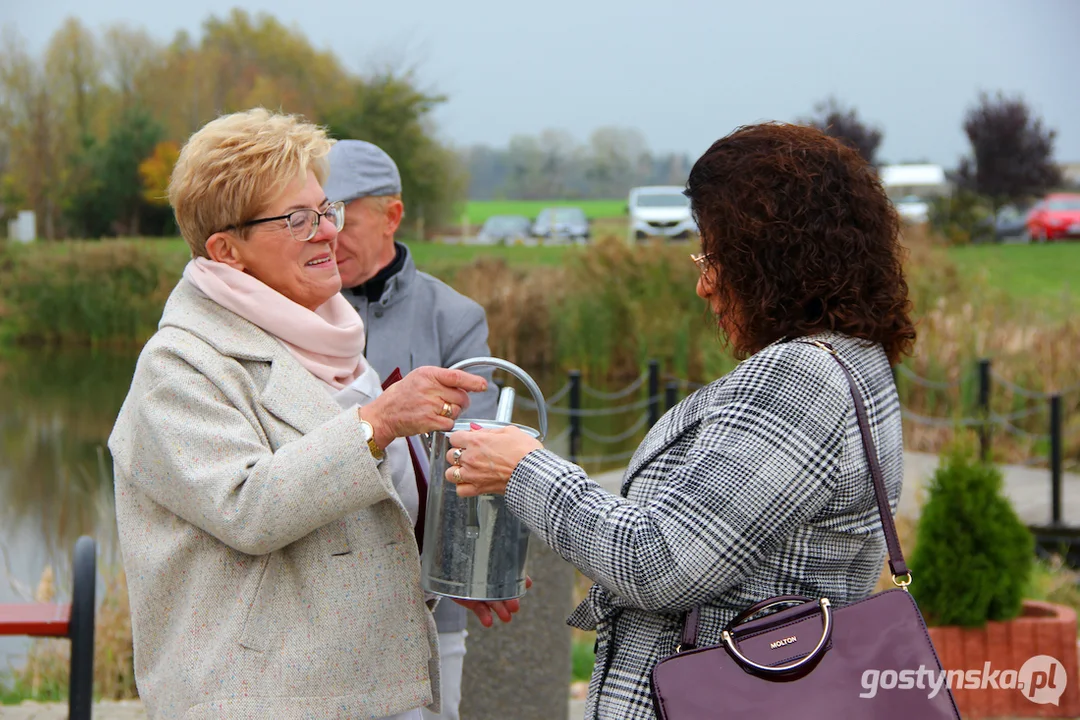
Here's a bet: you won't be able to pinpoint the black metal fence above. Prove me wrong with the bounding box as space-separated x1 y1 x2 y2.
514 358 1079 521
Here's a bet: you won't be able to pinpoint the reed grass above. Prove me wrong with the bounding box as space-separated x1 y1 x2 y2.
0 563 135 704
0 240 181 347
2 228 1077 464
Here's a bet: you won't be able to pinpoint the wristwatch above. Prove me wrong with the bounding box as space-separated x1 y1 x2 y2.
357 410 386 463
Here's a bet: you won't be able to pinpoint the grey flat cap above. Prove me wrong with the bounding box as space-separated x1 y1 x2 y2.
324 140 402 204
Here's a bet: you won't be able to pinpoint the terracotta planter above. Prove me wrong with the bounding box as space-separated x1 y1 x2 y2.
927 600 1080 719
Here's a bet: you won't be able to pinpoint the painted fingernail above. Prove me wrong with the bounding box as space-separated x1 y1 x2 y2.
470 422 482 430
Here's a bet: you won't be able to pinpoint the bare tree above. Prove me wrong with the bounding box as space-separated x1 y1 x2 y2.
103 25 160 110
44 18 101 139
0 27 64 237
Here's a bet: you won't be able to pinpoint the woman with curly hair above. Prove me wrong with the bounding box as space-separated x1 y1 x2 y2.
439 122 917 718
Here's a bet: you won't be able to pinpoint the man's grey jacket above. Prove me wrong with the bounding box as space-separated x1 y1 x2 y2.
343 242 500 632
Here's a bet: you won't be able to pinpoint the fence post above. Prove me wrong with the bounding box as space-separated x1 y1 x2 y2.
1051 394 1063 526
569 370 582 465
69 536 96 720
647 359 660 428
665 381 679 414
977 358 992 463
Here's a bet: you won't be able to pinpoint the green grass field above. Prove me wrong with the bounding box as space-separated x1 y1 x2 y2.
947 242 1079 312
458 199 627 225
403 240 577 277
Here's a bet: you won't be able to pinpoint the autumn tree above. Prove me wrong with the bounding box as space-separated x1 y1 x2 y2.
955 92 1062 212
139 140 180 206
1 13 462 237
801 97 884 166
324 71 466 235
0 27 65 237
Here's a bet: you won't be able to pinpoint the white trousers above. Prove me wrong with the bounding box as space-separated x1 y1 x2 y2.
421 630 469 720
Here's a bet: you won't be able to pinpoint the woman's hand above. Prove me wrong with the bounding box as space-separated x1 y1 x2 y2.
452 577 533 627
362 367 487 450
444 424 543 497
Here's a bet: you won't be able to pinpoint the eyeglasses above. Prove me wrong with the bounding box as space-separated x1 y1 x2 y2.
690 252 714 273
227 201 346 242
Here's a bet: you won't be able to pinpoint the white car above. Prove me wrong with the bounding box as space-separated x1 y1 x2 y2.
627 186 698 243
894 194 930 224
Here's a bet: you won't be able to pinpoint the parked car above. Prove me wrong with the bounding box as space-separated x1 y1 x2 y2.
627 185 697 242
894 194 931 224
476 215 533 245
1025 193 1080 242
992 204 1030 241
531 207 590 244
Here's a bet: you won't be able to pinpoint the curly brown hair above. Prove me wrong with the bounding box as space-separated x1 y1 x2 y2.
686 122 916 364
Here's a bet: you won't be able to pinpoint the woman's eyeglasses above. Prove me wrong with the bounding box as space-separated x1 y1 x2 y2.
226 201 346 242
690 252 714 273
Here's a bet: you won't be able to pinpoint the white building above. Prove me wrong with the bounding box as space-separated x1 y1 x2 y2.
879 164 950 199
879 164 950 224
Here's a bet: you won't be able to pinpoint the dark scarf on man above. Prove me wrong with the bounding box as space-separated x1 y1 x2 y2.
347 242 407 302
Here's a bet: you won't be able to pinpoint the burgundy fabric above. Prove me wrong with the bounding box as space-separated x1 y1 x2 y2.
381 367 430 553
650 345 959 719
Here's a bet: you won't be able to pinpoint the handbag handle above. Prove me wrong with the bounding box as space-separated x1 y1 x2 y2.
721 598 833 675
678 340 910 651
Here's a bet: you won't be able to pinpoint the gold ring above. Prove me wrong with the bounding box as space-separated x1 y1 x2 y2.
440 402 453 418
452 447 464 465
452 466 462 484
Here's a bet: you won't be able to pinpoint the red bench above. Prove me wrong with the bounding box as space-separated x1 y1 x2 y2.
0 536 96 720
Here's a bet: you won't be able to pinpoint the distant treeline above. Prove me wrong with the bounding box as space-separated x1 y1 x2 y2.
460 127 694 200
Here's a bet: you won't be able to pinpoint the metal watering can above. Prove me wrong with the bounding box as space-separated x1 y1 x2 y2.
420 357 548 601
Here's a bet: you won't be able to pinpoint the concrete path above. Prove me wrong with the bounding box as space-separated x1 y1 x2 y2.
593 451 1080 527
0 701 145 719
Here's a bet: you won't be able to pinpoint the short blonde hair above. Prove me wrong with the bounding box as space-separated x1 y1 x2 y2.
168 108 332 258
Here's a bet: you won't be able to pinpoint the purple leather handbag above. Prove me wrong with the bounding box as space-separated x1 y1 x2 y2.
650 342 961 720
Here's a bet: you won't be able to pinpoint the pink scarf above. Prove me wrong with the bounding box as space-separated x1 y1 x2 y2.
183 258 366 390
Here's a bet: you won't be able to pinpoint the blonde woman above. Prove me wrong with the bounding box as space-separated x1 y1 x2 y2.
109 109 513 719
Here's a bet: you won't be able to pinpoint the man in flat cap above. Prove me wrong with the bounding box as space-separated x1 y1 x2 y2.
326 139 498 720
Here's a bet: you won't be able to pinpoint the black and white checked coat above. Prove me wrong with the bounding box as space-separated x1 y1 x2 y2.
504 333 904 719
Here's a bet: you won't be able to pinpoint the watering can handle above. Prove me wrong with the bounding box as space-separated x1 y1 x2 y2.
448 357 548 441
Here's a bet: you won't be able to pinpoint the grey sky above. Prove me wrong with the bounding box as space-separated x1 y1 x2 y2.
4 0 1078 167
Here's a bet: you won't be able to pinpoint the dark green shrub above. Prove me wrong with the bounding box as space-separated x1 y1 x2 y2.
927 190 995 246
910 445 1034 627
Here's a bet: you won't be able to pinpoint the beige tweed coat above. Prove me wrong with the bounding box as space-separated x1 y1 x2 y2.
108 279 440 719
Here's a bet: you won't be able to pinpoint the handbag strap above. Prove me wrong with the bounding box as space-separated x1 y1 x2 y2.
813 342 909 579
678 340 908 650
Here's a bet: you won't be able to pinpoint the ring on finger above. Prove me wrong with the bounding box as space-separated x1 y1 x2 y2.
440 401 453 418
452 447 464 465
452 466 462 483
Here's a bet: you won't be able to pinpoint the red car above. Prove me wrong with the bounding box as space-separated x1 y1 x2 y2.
1026 193 1080 241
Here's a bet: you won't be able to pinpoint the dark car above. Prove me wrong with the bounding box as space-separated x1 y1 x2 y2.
993 204 1030 241
531 207 590 244
477 215 533 245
